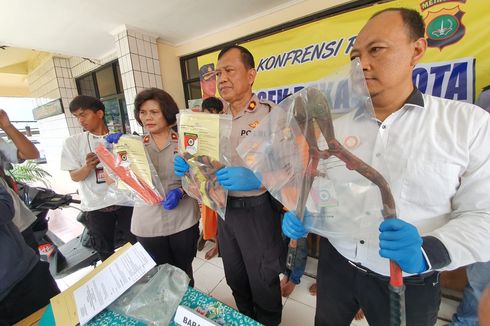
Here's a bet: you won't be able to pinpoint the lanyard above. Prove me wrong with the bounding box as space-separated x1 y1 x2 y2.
87 132 107 152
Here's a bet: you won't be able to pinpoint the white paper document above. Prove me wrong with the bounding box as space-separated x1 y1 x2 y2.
73 242 156 325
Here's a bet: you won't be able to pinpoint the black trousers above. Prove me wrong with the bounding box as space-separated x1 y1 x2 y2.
137 223 199 287
218 193 286 326
0 261 60 325
86 206 136 261
316 237 440 326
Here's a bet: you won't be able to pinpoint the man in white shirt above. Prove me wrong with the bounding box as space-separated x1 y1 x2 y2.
61 96 135 261
283 7 490 325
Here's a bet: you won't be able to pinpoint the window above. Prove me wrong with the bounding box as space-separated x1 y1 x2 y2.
76 61 129 133
181 57 201 103
77 74 97 98
95 66 117 98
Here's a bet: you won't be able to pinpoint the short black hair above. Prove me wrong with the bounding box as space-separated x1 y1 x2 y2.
218 45 255 69
134 88 179 126
201 97 223 114
69 95 105 114
371 7 425 41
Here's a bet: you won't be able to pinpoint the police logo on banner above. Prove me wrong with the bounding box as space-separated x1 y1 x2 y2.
423 6 466 50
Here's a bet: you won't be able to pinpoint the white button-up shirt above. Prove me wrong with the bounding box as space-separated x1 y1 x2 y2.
328 91 490 276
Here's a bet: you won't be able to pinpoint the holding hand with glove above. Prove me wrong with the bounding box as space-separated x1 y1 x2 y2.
378 218 428 274
215 166 262 191
105 132 123 144
282 211 428 274
173 155 262 192
282 211 308 240
162 187 183 210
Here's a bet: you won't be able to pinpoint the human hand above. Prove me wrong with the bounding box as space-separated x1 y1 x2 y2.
215 166 261 191
174 155 189 177
162 188 183 210
282 211 308 239
379 219 428 274
106 132 123 144
0 109 12 130
85 152 100 170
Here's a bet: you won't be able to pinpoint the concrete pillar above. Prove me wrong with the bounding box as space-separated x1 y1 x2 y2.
114 28 162 134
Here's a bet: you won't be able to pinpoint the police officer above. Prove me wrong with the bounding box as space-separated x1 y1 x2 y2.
175 45 285 325
108 88 200 286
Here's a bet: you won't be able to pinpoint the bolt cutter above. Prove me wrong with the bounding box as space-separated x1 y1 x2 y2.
287 88 405 326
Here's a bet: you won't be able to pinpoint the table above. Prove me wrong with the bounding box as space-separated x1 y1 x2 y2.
38 286 262 325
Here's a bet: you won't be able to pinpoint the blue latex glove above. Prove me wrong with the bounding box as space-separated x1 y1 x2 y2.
379 218 428 274
162 188 183 210
174 156 189 177
106 132 123 144
215 167 262 191
282 211 308 240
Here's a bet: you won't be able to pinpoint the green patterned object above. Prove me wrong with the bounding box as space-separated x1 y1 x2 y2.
82 287 262 326
169 287 263 326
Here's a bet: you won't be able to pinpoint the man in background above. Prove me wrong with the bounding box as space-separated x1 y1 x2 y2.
197 96 224 260
476 85 490 113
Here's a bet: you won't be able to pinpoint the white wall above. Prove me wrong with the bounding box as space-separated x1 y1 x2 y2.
157 42 186 109
36 113 78 195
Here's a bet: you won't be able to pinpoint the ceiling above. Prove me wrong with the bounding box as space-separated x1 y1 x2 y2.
0 0 356 97
0 0 306 60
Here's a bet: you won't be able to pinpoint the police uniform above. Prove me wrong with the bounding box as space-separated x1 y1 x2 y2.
219 95 286 325
132 130 200 284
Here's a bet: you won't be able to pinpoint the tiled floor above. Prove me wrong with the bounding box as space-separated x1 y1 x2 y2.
48 208 457 325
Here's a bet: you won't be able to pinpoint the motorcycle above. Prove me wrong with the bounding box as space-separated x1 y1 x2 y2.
16 183 101 278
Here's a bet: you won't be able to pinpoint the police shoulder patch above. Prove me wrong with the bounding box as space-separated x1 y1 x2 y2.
258 99 274 112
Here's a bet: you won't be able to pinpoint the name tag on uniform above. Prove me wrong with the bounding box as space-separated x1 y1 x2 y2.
95 167 106 184
173 305 219 326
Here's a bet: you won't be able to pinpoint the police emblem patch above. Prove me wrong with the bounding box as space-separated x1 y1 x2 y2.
424 6 466 50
